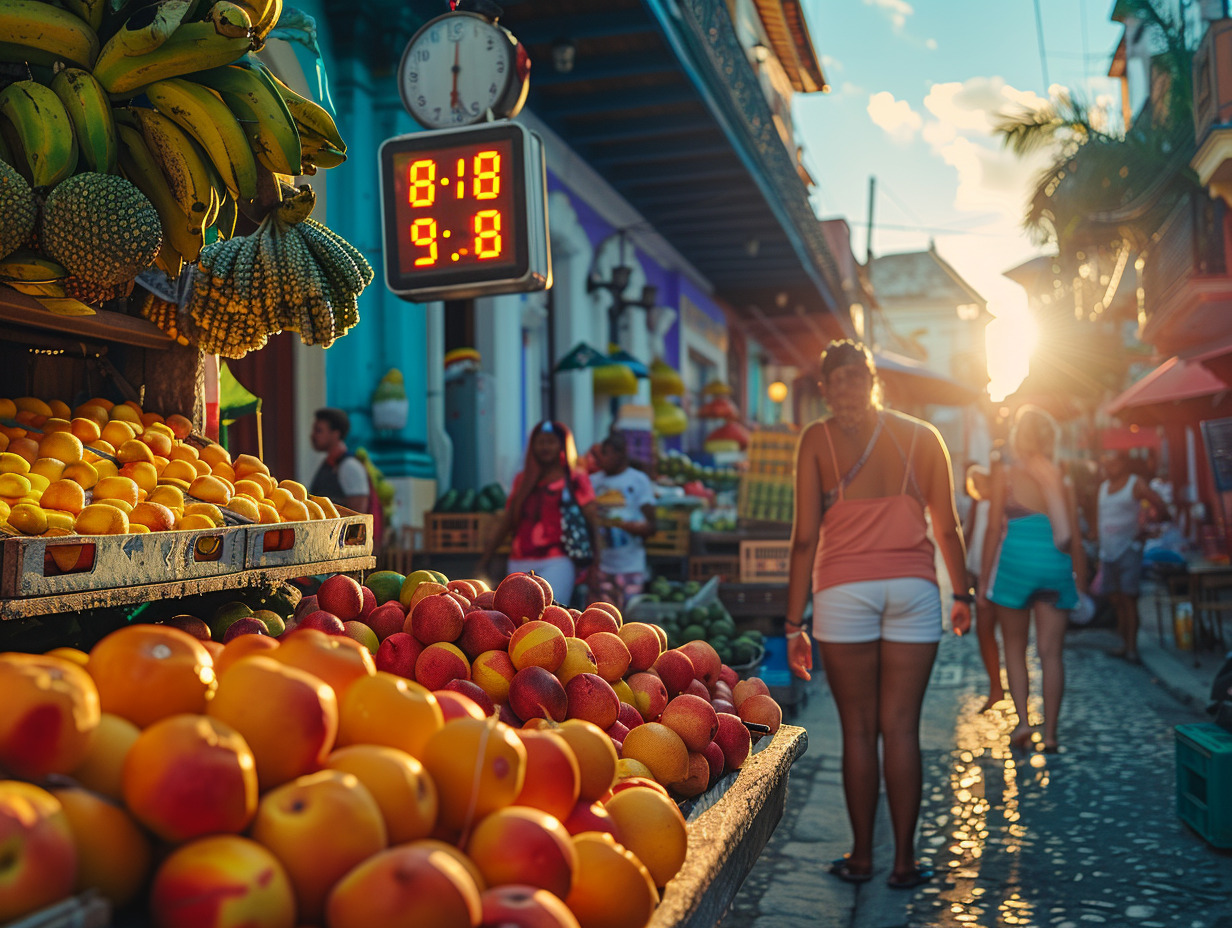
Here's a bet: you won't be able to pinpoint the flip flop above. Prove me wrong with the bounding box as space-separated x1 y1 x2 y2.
887 865 934 890
828 856 872 884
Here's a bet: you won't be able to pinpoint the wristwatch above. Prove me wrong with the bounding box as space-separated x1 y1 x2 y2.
952 590 976 604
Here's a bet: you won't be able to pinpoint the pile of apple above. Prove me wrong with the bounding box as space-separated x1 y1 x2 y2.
0 566 785 928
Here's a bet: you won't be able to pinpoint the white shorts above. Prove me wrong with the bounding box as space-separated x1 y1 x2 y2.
812 577 943 644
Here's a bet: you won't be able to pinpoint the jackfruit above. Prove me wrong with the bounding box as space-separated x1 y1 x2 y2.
41 173 161 287
0 160 37 262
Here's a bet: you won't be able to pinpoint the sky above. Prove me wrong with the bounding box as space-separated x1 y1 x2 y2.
796 0 1124 398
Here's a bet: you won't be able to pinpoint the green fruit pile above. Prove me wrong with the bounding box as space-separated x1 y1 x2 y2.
639 576 764 666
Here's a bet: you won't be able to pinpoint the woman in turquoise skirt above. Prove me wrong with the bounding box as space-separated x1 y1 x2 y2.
979 406 1088 753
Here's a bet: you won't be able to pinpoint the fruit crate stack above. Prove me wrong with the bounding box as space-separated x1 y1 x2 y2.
738 540 791 585
645 507 691 558
422 484 508 554
737 430 795 524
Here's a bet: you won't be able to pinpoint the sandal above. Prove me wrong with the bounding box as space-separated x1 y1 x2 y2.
887 865 934 890
828 855 872 884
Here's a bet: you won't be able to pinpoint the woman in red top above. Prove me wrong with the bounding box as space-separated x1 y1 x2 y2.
478 420 599 607
786 341 971 890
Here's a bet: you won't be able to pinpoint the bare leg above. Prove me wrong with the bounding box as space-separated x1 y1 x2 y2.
878 640 939 881
1034 602 1067 748
974 598 1004 709
1123 595 1141 659
1109 593 1132 656
819 641 881 874
998 607 1033 744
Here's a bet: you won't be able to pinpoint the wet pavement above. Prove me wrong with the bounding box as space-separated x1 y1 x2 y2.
719 623 1232 928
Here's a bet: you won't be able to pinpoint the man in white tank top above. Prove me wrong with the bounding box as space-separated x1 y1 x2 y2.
1094 451 1169 663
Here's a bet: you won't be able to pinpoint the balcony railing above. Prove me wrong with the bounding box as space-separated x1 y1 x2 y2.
1142 193 1228 320
1194 19 1232 143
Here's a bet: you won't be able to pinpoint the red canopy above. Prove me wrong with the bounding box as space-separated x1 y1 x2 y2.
1106 356 1230 422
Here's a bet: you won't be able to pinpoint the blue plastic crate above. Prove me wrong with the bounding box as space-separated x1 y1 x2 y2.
757 635 806 710
1175 723 1232 848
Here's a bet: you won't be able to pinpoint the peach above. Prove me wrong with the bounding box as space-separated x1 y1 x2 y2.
738 693 782 741
554 637 599 685
719 664 739 688
509 620 567 673
616 623 661 673
713 697 736 716
686 678 712 701
458 609 516 659
336 672 443 758
625 671 669 723
493 573 546 624
703 740 725 786
164 413 193 440
435 689 487 722
466 806 577 899
375 631 424 680
129 500 175 532
714 712 752 773
672 751 711 799
539 604 575 637
0 652 100 779
214 634 280 676
732 676 771 709
149 835 295 928
420 717 527 834
608 774 668 798
317 574 365 621
341 620 379 654
69 712 139 800
251 770 388 923
470 589 497 610
403 580 449 615
266 628 377 699
678 639 722 690
325 744 438 844
561 798 621 840
325 843 482 928
649 623 669 651
606 720 630 744
526 571 555 605
513 729 581 822
508 666 568 723
603 786 689 886
556 720 618 801
359 586 377 620
74 502 128 535
415 641 470 690
207 656 339 790
297 610 346 635
575 607 619 638
223 617 268 643
619 722 689 788
0 781 77 923
367 601 408 642
564 673 620 730
659 693 719 752
40 478 84 515
612 678 635 706
409 593 466 644
123 715 258 843
652 648 696 696
445 579 478 601
52 785 151 908
585 631 631 683
617 702 644 732
481 885 582 928
564 833 656 928
587 601 622 623
444 678 495 716
471 649 517 704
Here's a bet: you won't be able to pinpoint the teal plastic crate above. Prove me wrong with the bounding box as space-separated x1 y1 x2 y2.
1175 723 1232 848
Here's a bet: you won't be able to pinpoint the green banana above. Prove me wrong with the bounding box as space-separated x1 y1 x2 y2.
143 77 257 200
126 106 219 231
300 137 346 170
0 250 69 282
116 122 205 263
96 4 253 97
0 0 99 70
0 81 78 189
209 0 252 38
50 68 117 174
189 60 301 175
262 65 346 153
93 1 193 74
60 0 106 32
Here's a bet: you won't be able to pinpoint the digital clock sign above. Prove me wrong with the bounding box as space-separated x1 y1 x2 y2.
379 122 551 301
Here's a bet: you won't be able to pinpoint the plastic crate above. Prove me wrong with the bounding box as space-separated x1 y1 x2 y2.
245 510 373 570
746 430 796 478
757 634 807 713
689 555 741 583
1175 723 1232 847
645 509 690 557
422 512 502 554
737 475 793 523
739 539 791 584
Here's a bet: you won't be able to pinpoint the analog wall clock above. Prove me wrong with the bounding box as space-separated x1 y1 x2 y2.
398 10 530 130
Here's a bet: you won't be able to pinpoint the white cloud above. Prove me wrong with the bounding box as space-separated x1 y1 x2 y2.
867 91 922 143
925 38 937 50
862 0 913 30
821 54 842 74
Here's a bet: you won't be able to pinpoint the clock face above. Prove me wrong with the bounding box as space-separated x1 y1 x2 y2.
399 12 518 129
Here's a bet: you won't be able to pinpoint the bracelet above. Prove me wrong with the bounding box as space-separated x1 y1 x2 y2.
786 629 805 641
953 590 975 604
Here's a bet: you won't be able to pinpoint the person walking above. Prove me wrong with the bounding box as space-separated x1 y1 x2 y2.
980 406 1087 754
477 420 599 607
964 464 1003 710
589 431 657 612
785 340 971 891
1093 450 1169 664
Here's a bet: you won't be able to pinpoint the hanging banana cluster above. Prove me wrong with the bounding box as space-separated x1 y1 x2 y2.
184 185 373 358
135 288 191 345
0 0 364 355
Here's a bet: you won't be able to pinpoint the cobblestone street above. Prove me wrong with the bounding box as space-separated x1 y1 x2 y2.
720 630 1232 928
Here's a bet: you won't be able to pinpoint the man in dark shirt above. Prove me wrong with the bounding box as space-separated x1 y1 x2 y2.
309 408 370 513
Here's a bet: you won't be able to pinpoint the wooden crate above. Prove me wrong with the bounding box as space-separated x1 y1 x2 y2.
739 539 791 584
737 475 793 524
0 525 246 599
244 509 373 570
688 555 741 584
746 430 796 478
422 512 502 555
645 509 690 557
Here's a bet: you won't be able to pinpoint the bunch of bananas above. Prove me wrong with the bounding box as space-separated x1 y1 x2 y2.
135 288 191 345
0 0 364 355
184 185 372 358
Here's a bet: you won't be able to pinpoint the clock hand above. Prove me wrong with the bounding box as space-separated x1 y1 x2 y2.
450 41 461 110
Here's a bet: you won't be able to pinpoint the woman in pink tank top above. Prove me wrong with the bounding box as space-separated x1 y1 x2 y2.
785 340 971 890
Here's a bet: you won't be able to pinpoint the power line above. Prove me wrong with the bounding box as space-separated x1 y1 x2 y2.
1033 0 1051 89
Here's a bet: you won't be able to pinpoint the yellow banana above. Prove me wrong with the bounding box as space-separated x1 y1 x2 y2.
225 0 271 36
95 6 253 97
300 136 346 170
0 250 69 282
93 1 193 75
50 68 117 174
60 0 106 32
264 67 345 153
0 0 99 70
0 81 78 190
209 0 252 39
116 123 205 263
127 106 219 231
251 0 281 42
144 78 258 201
190 60 300 175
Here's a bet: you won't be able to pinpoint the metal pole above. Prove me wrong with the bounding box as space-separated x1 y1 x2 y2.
865 175 876 348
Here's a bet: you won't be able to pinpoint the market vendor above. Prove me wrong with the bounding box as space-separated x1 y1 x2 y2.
309 408 371 514
590 431 657 611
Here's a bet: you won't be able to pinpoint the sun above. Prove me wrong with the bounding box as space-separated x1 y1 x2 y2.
985 309 1037 402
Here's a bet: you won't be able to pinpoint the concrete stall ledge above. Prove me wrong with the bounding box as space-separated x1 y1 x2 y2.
650 724 809 928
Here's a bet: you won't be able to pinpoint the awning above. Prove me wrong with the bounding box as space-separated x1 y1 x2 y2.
1182 336 1232 386
1106 355 1232 425
1099 426 1161 451
874 350 982 407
